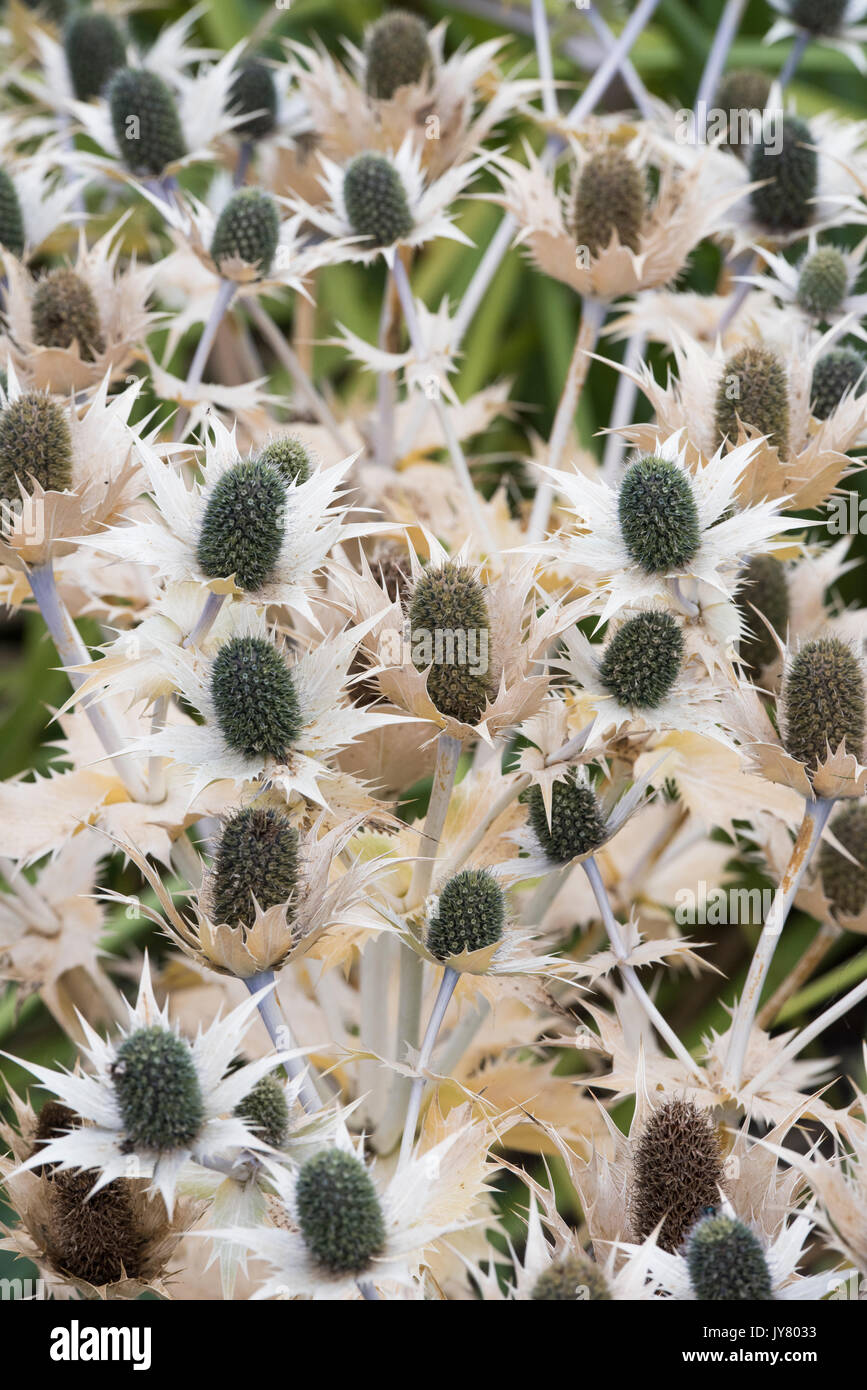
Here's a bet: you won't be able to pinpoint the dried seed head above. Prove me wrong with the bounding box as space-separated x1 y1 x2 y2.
108 67 186 176
0 169 25 259
211 189 280 276
295 1148 386 1275
234 1072 289 1148
571 146 646 257
796 245 849 318
715 345 790 453
736 553 790 676
819 802 867 918
714 69 772 154
426 867 505 961
618 455 701 574
196 459 286 592
788 0 848 34
256 435 313 486
631 1098 725 1253
782 637 865 769
35 1100 77 1146
112 1026 205 1152
63 12 126 103
409 561 493 724
0 393 73 497
343 153 413 247
810 347 866 419
48 1169 142 1286
228 59 278 141
598 610 684 709
526 770 607 864
364 10 431 100
686 1212 773 1300
531 1252 612 1300
210 805 300 930
749 115 817 233
211 635 303 762
31 268 105 358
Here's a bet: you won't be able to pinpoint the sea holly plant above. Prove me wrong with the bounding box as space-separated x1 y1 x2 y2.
0 0 866 1312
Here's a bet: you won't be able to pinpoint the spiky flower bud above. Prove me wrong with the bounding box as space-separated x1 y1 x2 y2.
107 67 186 176
48 1168 142 1285
749 115 817 233
0 169 25 259
571 146 646 257
788 0 847 34
228 59 278 141
211 189 280 276
618 456 701 574
343 153 413 248
531 1252 612 1300
715 345 790 453
598 611 684 709
364 10 431 100
526 770 607 863
409 561 493 724
196 459 286 591
736 553 789 675
782 637 865 769
686 1213 773 1300
211 636 303 762
0 393 73 497
631 1098 725 1253
63 12 126 102
796 245 848 318
31 268 105 359
810 347 866 419
714 69 771 154
819 802 867 918
111 1026 205 1152
426 867 505 961
295 1148 386 1275
210 805 300 930
234 1072 289 1147
256 435 313 486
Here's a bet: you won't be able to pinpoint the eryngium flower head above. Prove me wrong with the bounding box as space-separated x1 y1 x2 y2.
256 435 313 486
526 770 607 863
715 69 771 153
715 345 790 453
364 10 431 99
571 146 646 257
47 1169 142 1285
796 245 848 317
295 1148 386 1275
788 0 847 34
737 553 789 675
343 153 413 247
531 1253 612 1301
810 348 866 419
598 611 684 708
409 561 493 724
782 637 865 769
233 1072 288 1148
63 11 126 102
748 115 817 233
210 805 300 930
196 458 286 591
0 169 25 258
31 268 105 359
210 189 280 276
228 59 278 141
211 636 303 761
686 1213 773 1300
618 455 701 574
426 868 505 961
0 393 73 497
111 1026 205 1152
107 67 186 176
631 1098 724 1253
819 802 867 918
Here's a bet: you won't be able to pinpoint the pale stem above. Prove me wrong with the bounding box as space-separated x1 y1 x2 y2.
452 213 517 346
523 862 569 927
246 297 353 455
0 857 59 931
527 296 607 544
359 932 395 1129
715 249 757 337
244 971 320 1114
722 796 835 1093
583 855 702 1078
398 966 459 1168
357 1278 380 1300
147 591 226 805
186 590 226 649
376 281 397 468
436 993 490 1077
233 140 254 188
744 971 867 1100
694 0 748 114
757 919 842 1030
587 4 655 119
531 0 558 121
779 29 810 91
408 733 463 908
176 278 237 437
565 0 661 127
601 330 647 482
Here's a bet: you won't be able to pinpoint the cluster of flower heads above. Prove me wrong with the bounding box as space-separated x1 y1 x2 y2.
0 0 864 1305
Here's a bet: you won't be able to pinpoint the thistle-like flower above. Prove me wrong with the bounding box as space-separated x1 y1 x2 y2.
766 0 867 74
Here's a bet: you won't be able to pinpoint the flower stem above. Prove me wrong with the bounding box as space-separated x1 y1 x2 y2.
565 0 661 127
744 970 867 1100
398 966 459 1168
779 29 810 91
694 0 747 114
756 918 842 1030
531 0 558 121
233 140 253 188
176 278 237 436
586 5 655 119
601 329 647 482
246 297 353 455
244 970 320 1114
